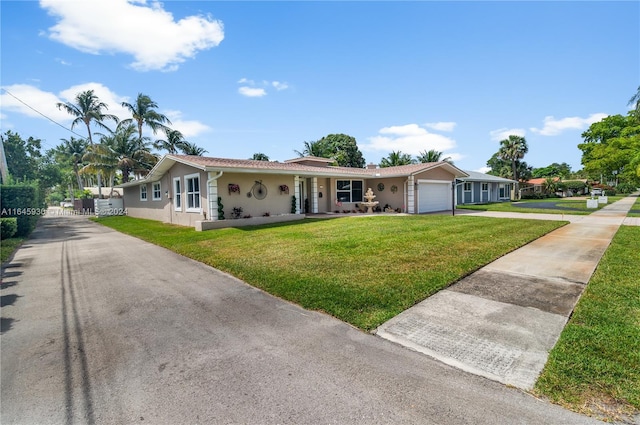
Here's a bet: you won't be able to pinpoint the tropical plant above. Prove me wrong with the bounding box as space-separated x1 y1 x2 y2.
497 135 529 198
379 151 415 168
105 123 157 183
179 141 208 156
542 177 559 195
628 85 640 120
120 93 172 142
417 149 451 163
154 128 187 154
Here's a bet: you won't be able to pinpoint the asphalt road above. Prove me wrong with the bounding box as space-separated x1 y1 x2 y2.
1 214 601 425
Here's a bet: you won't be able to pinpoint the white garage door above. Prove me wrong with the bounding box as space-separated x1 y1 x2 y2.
418 182 451 213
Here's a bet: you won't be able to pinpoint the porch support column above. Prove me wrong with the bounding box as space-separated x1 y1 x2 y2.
311 177 318 213
207 171 222 221
294 176 300 214
407 176 415 214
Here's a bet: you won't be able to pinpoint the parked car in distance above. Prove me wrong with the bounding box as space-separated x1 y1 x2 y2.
591 188 603 196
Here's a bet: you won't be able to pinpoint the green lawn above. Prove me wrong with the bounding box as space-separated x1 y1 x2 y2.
535 225 640 422
628 195 640 217
457 196 624 215
93 215 565 330
1 237 27 263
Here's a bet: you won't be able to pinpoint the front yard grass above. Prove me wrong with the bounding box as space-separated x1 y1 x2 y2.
535 225 640 422
458 197 624 215
93 215 565 330
1 237 27 263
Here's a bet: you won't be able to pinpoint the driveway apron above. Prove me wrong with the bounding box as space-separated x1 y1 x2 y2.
376 195 637 390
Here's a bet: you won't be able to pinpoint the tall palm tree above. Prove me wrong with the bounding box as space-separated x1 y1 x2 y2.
81 143 119 193
498 135 528 198
56 90 119 197
121 93 172 142
179 141 207 156
154 128 187 154
417 149 452 163
55 137 88 190
379 151 415 168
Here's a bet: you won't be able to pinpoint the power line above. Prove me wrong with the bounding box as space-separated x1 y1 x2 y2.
1 88 89 143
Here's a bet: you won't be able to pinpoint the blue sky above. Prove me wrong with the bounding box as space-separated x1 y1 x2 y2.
1 0 638 173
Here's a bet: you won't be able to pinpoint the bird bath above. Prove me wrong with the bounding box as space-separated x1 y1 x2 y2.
361 188 379 213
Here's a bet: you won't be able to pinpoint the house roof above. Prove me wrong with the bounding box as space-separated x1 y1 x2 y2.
459 170 517 183
118 154 469 187
526 177 560 186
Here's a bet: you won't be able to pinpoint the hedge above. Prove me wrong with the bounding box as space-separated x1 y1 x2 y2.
1 183 45 236
0 218 17 239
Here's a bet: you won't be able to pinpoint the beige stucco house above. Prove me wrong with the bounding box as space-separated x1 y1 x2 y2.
118 154 468 230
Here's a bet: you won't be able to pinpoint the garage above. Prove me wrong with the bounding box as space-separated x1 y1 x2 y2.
417 180 452 213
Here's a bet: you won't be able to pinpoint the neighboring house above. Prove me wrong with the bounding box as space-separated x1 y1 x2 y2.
118 154 468 229
456 171 515 205
520 177 560 197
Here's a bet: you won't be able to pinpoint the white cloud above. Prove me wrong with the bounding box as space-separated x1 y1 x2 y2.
164 110 211 137
272 81 289 91
237 78 289 97
530 113 608 136
489 127 526 142
361 123 458 156
238 86 267 98
474 166 491 174
40 0 224 72
424 121 456 132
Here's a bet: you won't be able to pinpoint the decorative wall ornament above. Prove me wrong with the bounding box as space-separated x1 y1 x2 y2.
377 183 385 191
279 184 289 194
228 184 240 195
390 185 398 194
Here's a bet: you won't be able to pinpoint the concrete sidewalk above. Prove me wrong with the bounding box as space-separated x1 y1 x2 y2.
376 195 637 390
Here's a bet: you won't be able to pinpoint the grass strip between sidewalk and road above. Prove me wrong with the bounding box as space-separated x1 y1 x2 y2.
457 197 624 215
534 225 640 422
93 214 565 331
628 195 640 217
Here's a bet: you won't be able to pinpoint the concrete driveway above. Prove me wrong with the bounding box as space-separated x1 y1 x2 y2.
1 214 600 424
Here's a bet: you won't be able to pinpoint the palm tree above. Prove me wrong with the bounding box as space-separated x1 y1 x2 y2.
56 90 119 197
251 153 270 161
628 85 640 121
81 143 119 193
179 141 207 156
379 151 415 168
55 137 88 190
294 141 329 158
121 93 172 142
154 128 187 154
498 135 528 198
105 123 158 183
417 149 451 163
542 177 559 196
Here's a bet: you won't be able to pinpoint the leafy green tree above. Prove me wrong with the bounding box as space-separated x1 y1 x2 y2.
295 134 365 167
154 129 187 154
417 149 451 163
542 177 559 195
578 113 640 185
531 162 572 179
251 153 270 161
2 131 41 182
179 141 207 156
121 93 172 142
55 137 88 190
379 151 415 168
